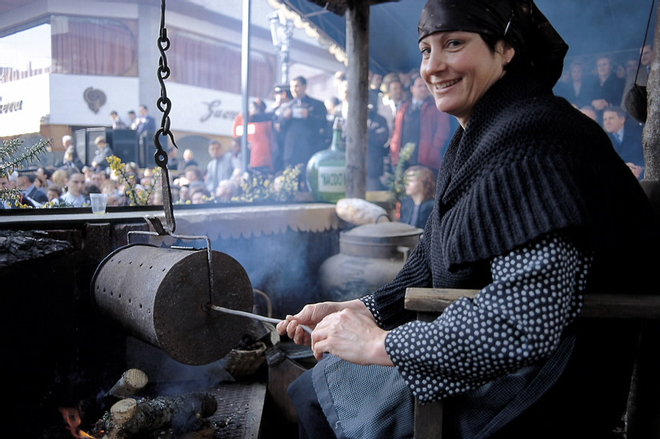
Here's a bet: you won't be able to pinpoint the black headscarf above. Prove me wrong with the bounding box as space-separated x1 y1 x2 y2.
418 0 568 89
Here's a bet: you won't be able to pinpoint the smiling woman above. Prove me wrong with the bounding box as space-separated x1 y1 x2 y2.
277 1 660 438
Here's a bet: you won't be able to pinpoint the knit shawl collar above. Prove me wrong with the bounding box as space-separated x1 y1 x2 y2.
433 71 653 270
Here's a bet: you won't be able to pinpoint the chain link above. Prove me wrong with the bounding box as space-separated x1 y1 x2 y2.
154 0 176 232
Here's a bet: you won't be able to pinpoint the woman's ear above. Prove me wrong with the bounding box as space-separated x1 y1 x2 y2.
497 41 516 65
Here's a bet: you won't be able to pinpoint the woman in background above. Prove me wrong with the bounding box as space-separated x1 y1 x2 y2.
399 165 436 228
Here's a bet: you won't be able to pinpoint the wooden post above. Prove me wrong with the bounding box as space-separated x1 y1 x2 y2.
345 0 370 199
633 4 660 436
644 1 660 181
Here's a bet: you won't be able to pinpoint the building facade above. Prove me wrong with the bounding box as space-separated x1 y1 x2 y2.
0 0 345 168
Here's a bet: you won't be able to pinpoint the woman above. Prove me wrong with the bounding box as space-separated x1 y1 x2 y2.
399 165 436 228
553 60 590 108
278 1 658 438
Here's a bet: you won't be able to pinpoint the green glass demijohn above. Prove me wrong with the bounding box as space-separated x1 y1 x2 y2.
306 116 347 203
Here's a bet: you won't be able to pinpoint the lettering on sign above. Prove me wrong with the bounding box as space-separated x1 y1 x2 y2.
0 97 24 115
201 100 240 123
318 166 346 193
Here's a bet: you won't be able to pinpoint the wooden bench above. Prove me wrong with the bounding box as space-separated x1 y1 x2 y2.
404 287 660 439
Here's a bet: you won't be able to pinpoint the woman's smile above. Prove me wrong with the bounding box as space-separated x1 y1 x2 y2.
435 78 462 91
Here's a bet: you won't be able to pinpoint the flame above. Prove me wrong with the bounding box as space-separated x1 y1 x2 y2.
58 407 97 439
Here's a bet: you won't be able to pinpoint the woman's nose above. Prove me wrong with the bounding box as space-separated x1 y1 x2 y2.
425 52 446 76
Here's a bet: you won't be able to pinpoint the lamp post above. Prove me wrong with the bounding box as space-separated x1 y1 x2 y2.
269 10 294 84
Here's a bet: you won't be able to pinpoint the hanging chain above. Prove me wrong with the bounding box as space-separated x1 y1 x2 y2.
146 0 214 305
153 0 177 233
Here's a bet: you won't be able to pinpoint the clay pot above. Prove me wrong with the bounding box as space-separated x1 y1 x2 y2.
319 222 423 302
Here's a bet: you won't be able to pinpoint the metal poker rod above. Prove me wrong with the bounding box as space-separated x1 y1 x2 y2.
210 305 313 335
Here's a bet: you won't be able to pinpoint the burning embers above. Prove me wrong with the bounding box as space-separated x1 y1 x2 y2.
58 406 96 438
58 369 219 439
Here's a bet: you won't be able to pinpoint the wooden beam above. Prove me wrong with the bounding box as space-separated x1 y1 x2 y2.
306 0 398 16
405 288 660 319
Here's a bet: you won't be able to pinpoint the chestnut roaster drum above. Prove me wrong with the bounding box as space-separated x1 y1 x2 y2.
92 244 253 365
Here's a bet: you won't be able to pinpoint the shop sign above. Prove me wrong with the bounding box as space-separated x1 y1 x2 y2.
0 97 24 114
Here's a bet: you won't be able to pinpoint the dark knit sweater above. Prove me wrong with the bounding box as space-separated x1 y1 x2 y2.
371 70 657 329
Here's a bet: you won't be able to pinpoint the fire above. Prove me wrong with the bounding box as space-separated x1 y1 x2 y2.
58 407 97 439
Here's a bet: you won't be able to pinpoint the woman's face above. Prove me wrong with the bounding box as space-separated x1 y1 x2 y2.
419 31 513 126
405 174 422 196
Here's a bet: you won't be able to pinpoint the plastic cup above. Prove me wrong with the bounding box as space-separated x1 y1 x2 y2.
90 193 107 214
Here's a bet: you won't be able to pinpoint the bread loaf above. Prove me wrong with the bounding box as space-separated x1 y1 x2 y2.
336 198 388 225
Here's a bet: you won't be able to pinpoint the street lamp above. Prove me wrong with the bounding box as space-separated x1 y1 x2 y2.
269 10 294 84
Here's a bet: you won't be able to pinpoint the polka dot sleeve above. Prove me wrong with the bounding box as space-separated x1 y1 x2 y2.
385 231 590 403
359 295 382 323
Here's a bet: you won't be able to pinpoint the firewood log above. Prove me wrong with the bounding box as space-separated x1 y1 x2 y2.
108 369 149 398
102 393 217 439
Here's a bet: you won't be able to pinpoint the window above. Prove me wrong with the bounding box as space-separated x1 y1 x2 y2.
169 29 275 98
0 23 51 83
50 15 136 76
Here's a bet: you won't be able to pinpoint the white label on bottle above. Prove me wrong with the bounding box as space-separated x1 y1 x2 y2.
318 166 346 192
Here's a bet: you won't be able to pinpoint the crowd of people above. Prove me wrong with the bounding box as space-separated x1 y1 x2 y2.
0 64 485 214
554 47 651 179
0 138 164 209
2 45 650 213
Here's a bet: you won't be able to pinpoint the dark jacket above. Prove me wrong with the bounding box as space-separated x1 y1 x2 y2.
584 73 625 109
399 197 433 229
278 95 328 168
23 185 48 205
367 108 390 179
607 120 645 169
553 80 591 108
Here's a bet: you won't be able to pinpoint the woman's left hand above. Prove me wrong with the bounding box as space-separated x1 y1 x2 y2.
311 308 394 367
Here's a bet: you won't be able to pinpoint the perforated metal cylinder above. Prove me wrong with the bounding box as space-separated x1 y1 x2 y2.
92 244 253 365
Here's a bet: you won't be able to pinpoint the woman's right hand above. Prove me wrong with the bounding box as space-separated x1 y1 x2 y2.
277 301 345 346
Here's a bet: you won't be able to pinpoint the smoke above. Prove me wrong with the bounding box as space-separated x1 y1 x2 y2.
218 228 339 318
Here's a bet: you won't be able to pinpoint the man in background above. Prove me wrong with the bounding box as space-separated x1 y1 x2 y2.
602 105 645 179
204 140 234 195
91 136 114 173
110 110 127 129
389 76 452 175
270 83 293 173
135 105 156 166
277 76 327 182
182 149 199 169
16 172 48 206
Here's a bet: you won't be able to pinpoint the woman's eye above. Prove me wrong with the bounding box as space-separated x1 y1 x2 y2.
420 47 431 56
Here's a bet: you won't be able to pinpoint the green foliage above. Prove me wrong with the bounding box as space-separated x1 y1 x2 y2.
233 165 302 203
106 155 162 206
384 142 416 203
0 137 51 207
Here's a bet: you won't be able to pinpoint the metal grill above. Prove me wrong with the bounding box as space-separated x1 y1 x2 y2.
210 382 267 439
